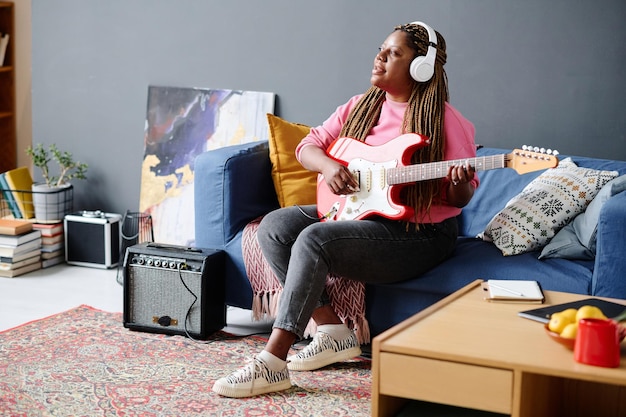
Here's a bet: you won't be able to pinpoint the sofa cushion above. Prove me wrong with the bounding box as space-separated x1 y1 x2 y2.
480 158 618 256
539 174 626 259
365 237 595 335
266 114 317 207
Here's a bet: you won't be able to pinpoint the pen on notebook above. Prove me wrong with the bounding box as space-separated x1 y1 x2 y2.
489 283 525 297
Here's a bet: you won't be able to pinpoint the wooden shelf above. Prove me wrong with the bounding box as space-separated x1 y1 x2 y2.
0 1 16 173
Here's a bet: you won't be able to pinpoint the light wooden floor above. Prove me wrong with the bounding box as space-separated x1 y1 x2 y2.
0 263 273 335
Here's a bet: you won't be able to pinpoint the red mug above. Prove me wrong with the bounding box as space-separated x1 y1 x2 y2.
574 318 621 368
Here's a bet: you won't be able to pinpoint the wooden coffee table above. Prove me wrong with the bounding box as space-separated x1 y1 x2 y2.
371 280 626 417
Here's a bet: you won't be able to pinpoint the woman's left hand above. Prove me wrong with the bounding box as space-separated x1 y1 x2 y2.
447 162 475 186
446 162 475 208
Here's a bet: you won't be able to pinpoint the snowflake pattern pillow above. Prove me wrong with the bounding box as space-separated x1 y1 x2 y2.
480 158 618 256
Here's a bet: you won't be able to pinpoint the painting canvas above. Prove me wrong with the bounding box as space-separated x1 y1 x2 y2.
139 86 275 245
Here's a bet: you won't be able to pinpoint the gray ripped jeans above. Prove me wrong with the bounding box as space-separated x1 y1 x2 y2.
257 205 458 338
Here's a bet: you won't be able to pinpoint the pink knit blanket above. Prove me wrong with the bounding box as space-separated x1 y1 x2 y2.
241 217 370 344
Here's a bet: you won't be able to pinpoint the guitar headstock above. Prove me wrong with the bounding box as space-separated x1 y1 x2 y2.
507 145 559 174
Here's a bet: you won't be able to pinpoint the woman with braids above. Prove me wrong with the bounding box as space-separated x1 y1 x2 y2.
213 21 478 398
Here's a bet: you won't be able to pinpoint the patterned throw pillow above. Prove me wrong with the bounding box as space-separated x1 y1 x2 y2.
539 174 626 260
480 158 618 256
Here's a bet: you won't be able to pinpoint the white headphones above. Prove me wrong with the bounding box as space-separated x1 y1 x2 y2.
408 21 437 82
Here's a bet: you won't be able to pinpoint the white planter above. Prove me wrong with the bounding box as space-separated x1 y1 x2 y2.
32 183 74 223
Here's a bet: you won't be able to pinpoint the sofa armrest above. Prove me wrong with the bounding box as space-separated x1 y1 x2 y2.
591 190 626 298
194 141 279 249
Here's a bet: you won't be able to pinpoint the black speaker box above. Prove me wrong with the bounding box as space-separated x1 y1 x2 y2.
123 242 225 339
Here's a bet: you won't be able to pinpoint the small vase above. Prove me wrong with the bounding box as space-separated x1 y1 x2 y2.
31 183 74 223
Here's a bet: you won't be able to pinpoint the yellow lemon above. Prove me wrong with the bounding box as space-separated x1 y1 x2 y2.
560 308 578 323
575 305 607 322
548 312 573 334
560 322 578 339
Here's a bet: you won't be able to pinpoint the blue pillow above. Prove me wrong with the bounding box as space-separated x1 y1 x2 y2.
538 222 594 260
573 174 626 252
539 174 626 260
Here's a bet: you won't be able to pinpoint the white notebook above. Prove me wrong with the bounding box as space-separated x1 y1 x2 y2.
482 280 545 303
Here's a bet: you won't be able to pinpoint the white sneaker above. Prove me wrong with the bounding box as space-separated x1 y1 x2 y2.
212 356 292 398
287 331 361 371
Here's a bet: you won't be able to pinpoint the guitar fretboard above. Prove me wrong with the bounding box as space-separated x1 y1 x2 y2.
387 154 507 185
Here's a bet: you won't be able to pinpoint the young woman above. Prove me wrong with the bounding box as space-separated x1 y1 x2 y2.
213 21 478 398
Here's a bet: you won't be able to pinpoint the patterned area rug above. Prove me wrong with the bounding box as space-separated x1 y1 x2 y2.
0 305 371 416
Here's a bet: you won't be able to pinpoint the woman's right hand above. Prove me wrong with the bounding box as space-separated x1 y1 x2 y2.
299 145 359 195
321 162 360 195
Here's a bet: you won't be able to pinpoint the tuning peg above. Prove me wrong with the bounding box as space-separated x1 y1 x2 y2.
552 150 559 156
540 147 546 154
522 145 530 151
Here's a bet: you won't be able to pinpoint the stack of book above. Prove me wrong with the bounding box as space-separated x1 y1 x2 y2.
33 222 65 268
0 219 42 277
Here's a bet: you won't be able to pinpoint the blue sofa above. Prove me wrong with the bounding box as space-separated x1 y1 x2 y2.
194 142 626 337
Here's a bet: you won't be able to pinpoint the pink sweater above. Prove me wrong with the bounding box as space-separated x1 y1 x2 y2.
296 95 479 223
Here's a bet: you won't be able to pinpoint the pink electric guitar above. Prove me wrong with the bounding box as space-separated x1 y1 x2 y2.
317 133 559 222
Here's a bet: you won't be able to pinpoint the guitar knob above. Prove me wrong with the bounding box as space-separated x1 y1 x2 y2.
350 196 358 202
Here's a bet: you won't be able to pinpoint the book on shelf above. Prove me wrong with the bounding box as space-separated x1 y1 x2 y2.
0 172 21 218
0 254 41 271
481 279 545 304
32 222 64 237
0 248 42 263
0 261 41 278
3 167 35 219
0 219 33 236
0 229 41 247
42 256 64 269
0 33 8 67
0 238 42 258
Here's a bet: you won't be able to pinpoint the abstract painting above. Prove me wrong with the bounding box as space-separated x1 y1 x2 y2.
139 86 275 245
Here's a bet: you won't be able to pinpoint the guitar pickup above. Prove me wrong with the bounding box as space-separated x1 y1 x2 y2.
350 170 361 192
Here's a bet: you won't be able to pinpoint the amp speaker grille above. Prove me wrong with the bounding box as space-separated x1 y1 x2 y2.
123 243 225 339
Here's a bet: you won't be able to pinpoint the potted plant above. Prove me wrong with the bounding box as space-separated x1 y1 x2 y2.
26 143 88 222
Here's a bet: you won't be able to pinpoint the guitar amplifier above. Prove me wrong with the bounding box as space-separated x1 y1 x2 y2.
123 242 225 339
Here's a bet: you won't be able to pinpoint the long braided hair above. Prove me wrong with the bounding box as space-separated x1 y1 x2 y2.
339 23 449 224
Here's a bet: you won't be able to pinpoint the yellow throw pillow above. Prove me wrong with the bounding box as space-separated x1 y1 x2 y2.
266 113 317 207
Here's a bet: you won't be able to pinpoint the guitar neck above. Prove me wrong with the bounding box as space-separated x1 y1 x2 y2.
388 154 507 185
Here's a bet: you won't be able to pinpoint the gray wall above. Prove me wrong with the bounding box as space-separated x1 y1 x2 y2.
32 0 626 215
